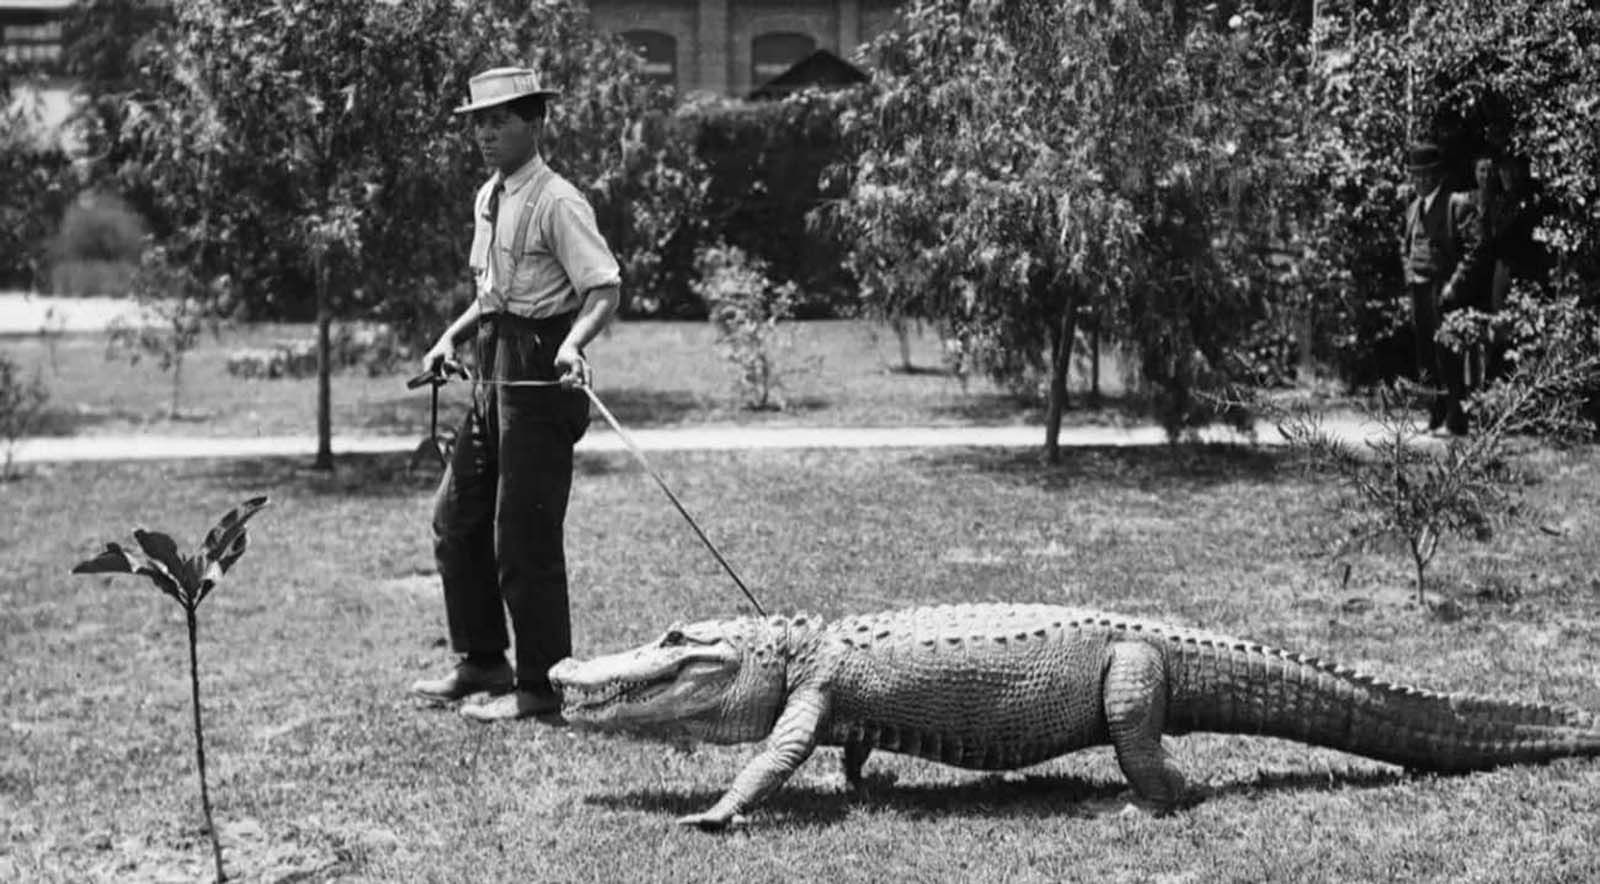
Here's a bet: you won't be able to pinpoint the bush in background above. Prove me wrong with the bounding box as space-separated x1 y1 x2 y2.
48 190 147 296
0 128 75 291
224 322 405 380
693 244 807 410
670 93 857 321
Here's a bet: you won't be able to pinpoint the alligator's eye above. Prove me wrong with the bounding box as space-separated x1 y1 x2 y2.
661 628 686 647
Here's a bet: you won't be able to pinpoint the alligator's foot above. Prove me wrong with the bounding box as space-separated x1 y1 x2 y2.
847 770 899 794
676 811 749 832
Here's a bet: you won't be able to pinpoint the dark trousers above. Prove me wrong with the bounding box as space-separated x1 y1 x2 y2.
432 312 589 693
1408 281 1468 433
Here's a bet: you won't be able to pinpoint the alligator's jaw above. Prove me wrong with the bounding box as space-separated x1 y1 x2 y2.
556 660 734 730
548 624 749 737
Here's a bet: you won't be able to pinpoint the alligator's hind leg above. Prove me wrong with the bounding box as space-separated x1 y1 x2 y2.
1102 641 1188 809
842 740 871 788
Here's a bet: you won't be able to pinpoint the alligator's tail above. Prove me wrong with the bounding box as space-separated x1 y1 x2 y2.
1161 636 1600 771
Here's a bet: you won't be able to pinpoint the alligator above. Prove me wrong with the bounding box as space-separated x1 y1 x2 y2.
546 603 1600 830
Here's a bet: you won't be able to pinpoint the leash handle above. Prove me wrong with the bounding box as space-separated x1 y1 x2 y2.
405 357 468 390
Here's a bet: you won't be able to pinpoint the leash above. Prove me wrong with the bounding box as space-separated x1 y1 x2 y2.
405 363 767 617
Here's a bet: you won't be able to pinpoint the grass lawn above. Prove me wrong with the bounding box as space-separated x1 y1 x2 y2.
4 444 1599 882
2 319 1138 440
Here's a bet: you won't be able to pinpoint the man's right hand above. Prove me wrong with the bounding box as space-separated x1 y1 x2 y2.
421 340 455 377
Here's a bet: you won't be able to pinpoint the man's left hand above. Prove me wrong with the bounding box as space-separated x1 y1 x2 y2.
555 343 590 389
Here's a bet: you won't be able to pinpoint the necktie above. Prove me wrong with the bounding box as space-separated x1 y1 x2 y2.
486 181 505 249
486 181 505 296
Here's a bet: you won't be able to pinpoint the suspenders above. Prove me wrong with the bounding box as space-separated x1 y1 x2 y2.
478 165 556 305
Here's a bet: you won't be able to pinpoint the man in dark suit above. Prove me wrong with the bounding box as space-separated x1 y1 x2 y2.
1402 142 1485 436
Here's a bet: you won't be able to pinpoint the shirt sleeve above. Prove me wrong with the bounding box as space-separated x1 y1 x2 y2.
547 195 622 294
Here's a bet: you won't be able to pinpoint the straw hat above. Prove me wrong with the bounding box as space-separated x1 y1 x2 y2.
453 67 559 115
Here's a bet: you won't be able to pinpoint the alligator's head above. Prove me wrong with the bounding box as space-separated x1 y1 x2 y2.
549 616 803 744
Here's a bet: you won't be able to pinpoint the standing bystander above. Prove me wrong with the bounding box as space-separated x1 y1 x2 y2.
1401 142 1484 436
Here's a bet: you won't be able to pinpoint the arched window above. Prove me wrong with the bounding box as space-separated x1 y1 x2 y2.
621 29 677 89
751 32 816 85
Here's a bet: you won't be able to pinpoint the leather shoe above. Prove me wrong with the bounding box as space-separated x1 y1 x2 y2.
409 658 514 702
460 689 563 723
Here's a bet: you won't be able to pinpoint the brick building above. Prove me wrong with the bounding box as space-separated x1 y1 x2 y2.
2 0 896 97
590 0 897 96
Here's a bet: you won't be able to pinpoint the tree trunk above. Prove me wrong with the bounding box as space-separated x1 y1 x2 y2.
313 258 334 471
1043 304 1078 465
1088 310 1102 409
170 355 184 420
890 317 913 372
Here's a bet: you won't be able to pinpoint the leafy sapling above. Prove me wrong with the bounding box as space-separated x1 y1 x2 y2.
71 496 270 884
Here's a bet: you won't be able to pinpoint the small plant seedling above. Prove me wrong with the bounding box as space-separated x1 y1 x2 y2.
71 496 270 884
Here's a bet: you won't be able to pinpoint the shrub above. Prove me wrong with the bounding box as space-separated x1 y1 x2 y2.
692 244 806 410
1277 291 1600 610
48 191 148 297
224 323 404 380
106 244 227 418
0 352 50 481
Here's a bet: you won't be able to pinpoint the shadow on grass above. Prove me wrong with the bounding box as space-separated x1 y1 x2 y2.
914 443 1288 491
585 765 1409 828
28 404 136 437
927 394 1149 429
927 393 1041 426
1209 767 1408 802
884 363 957 377
583 773 1117 828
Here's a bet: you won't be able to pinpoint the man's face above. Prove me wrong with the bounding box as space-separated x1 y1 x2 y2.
1410 168 1441 195
1497 161 1528 195
1474 158 1495 190
471 106 538 172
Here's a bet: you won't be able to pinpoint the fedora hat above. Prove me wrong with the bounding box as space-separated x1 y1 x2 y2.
1407 142 1444 172
453 66 559 115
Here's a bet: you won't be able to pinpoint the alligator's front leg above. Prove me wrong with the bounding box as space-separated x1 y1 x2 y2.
679 686 830 831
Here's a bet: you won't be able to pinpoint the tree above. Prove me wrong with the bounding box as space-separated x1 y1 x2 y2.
827 0 1307 461
1295 0 1600 386
83 0 701 469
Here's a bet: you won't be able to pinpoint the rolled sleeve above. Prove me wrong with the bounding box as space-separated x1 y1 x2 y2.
548 196 622 295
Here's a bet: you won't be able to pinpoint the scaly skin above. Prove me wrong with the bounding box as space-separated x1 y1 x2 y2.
546 603 1600 830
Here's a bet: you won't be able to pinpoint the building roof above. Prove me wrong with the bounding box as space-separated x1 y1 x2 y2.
748 49 869 101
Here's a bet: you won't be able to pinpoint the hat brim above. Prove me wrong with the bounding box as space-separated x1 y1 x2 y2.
452 89 560 115
1407 162 1442 173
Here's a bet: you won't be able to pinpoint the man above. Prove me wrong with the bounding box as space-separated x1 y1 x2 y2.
1401 142 1484 436
410 67 621 722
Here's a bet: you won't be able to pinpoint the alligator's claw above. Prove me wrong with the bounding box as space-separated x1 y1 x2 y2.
676 811 747 832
